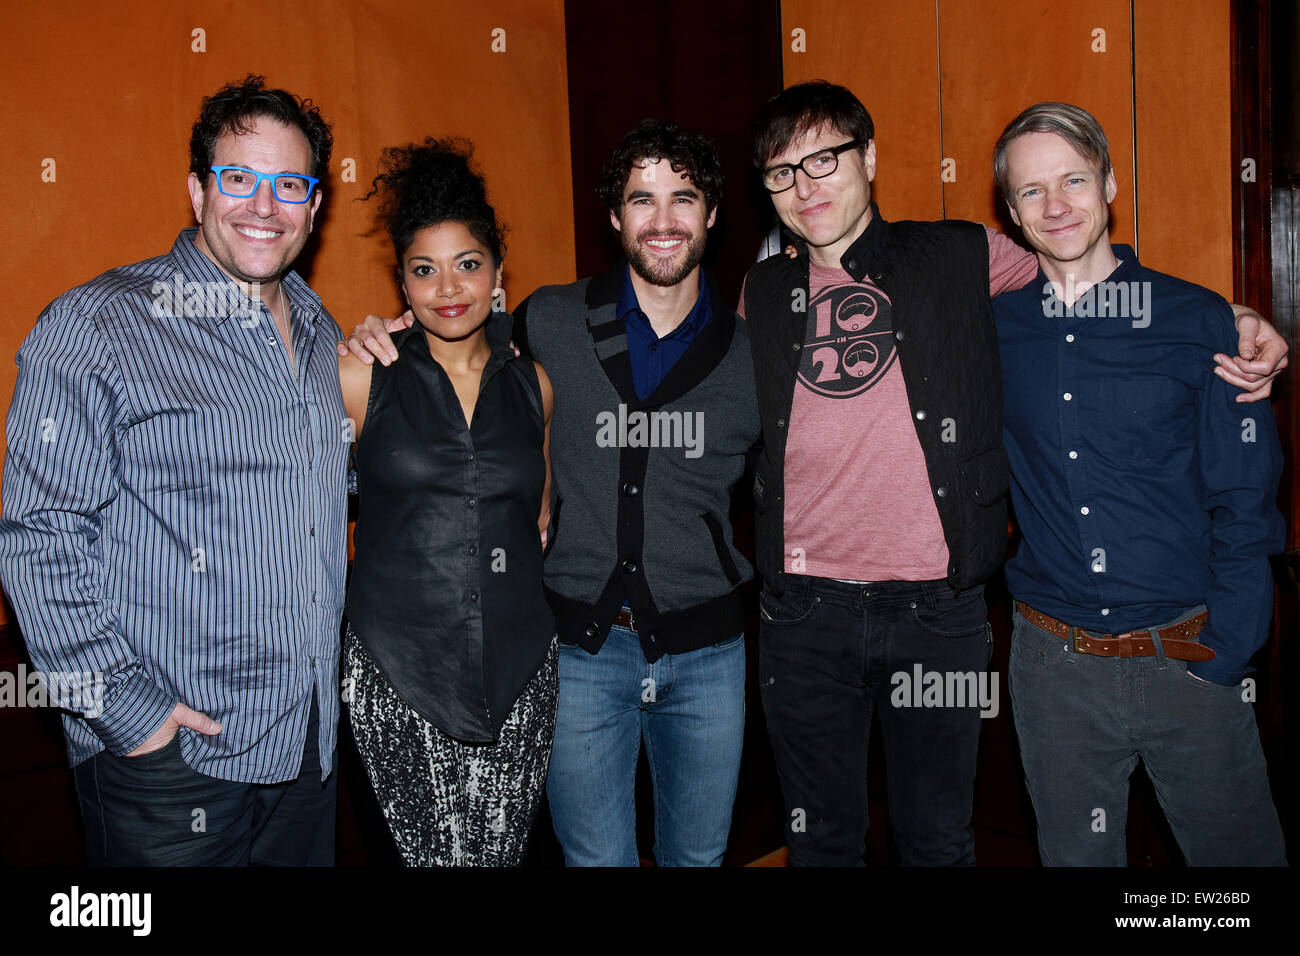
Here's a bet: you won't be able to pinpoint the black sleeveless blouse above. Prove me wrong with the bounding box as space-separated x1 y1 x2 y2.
345 311 554 743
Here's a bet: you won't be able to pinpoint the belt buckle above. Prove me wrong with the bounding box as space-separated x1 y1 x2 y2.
627 609 637 633
1069 625 1087 653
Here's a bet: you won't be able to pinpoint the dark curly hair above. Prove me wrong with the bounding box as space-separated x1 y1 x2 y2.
596 119 724 214
365 138 505 266
189 75 333 181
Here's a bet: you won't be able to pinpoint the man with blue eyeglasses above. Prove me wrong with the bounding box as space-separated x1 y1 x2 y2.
0 75 349 865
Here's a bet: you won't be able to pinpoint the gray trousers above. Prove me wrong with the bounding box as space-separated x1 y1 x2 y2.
1010 607 1286 866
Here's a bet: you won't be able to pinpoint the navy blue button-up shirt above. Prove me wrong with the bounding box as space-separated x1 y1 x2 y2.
994 245 1284 684
619 265 712 400
0 229 349 781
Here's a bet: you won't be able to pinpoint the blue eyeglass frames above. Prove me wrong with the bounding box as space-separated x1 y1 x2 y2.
209 166 321 204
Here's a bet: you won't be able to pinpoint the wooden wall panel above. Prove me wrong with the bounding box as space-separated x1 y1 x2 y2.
1135 0 1233 297
779 1 1236 298
781 0 944 220
937 0 1136 243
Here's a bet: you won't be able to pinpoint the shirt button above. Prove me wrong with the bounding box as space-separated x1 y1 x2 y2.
1080 506 1090 515
792 342 801 351
1068 451 1078 460
622 559 638 574
465 452 475 462
1063 393 1073 401
777 419 786 428
468 544 477 556
936 486 947 497
622 481 640 496
467 498 477 508
1065 334 1075 343
895 330 904 341
310 526 316 536
915 410 927 421
266 335 277 346
470 592 479 603
1101 608 1110 616
585 623 599 638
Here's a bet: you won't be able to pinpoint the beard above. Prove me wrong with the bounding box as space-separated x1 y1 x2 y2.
622 228 707 287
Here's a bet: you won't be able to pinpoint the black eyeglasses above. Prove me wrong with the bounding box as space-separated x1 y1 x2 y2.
761 141 863 193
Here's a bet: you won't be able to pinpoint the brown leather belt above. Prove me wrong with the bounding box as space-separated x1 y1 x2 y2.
1016 602 1214 662
613 608 638 633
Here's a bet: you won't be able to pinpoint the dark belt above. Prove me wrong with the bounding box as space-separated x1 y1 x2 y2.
613 607 638 633
1016 602 1214 662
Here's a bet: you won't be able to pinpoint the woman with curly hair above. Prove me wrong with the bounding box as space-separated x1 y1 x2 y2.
338 138 556 866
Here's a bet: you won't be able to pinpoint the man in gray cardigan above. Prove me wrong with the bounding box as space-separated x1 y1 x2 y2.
343 120 760 866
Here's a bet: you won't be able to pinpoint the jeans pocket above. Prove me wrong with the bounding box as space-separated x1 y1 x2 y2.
758 587 819 626
1180 663 1233 692
116 730 182 769
909 588 987 638
713 633 745 650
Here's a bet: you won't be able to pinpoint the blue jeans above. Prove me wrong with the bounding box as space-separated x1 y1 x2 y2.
1010 605 1287 865
759 575 992 866
546 625 746 866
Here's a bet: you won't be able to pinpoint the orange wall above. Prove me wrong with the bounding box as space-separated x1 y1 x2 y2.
1133 0 1232 291
0 0 574 455
0 0 575 625
782 0 945 219
781 0 1233 295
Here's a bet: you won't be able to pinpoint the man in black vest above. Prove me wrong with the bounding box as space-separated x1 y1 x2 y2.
741 80 1287 866
343 121 760 866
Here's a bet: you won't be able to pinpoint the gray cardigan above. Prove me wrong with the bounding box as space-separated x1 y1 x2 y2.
514 265 760 661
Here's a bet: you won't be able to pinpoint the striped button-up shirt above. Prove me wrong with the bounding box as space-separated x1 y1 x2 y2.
0 229 349 783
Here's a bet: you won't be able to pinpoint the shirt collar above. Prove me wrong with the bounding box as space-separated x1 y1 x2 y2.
395 308 518 366
1034 243 1140 290
169 227 325 326
617 263 711 336
789 201 891 282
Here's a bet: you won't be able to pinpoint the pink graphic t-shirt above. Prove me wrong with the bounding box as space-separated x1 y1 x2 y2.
772 226 1037 581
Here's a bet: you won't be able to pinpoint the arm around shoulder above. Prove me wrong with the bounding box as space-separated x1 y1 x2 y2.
338 352 375 438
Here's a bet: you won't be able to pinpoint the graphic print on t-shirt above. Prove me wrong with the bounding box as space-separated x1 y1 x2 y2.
800 282 896 398
783 267 949 581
